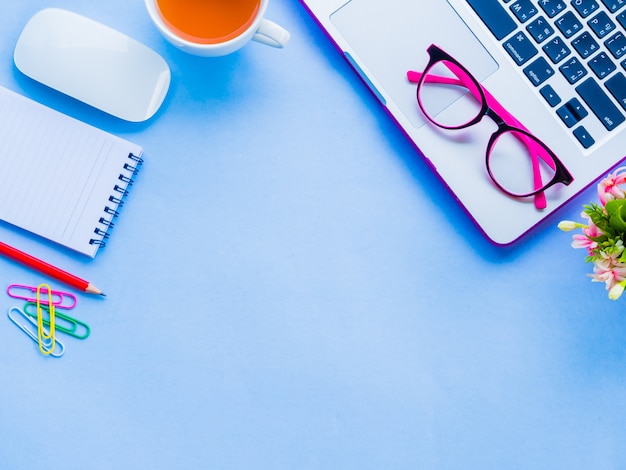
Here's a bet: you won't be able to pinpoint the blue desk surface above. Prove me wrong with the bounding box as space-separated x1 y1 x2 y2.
1 1 625 469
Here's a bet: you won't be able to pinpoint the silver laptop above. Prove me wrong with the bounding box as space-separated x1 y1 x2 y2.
300 0 626 244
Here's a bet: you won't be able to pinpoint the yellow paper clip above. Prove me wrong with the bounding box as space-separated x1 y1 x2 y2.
7 306 64 358
36 283 56 355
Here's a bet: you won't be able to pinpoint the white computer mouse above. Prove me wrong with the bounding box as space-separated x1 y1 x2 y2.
14 8 171 122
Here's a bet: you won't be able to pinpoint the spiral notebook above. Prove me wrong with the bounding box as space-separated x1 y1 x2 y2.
0 85 142 258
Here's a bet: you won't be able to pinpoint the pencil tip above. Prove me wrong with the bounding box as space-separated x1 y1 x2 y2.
86 282 104 296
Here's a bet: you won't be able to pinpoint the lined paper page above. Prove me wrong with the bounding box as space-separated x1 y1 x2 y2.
0 86 142 257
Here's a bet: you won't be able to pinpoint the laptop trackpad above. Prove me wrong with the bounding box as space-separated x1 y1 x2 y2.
330 0 498 128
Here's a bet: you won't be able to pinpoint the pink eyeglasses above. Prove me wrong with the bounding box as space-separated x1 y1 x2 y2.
407 44 573 210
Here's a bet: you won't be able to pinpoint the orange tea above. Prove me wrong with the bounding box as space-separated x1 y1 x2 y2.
155 0 261 44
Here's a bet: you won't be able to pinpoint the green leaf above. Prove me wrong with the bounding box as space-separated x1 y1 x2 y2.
584 203 613 235
606 199 626 233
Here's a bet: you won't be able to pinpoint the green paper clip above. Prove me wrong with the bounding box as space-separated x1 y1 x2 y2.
24 302 90 340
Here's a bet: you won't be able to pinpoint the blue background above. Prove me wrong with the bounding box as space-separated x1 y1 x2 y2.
1 1 625 469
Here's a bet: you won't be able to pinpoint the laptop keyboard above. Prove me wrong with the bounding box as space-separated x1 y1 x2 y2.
465 0 626 149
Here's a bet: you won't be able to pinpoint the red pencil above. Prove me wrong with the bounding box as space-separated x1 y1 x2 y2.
0 241 104 296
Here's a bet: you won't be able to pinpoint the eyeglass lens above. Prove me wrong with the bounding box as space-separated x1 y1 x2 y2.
418 58 559 197
487 130 557 197
418 60 483 129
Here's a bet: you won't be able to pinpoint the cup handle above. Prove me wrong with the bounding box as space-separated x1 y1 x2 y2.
252 19 290 48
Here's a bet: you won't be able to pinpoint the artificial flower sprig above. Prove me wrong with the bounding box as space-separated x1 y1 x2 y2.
559 166 626 300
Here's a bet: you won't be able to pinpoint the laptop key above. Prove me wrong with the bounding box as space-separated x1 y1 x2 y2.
557 106 578 127
606 72 626 110
540 84 562 106
589 51 617 78
573 126 595 148
527 16 554 42
524 56 555 85
600 0 626 13
557 97 588 127
588 11 616 38
543 36 571 63
555 11 583 38
503 32 538 65
571 0 600 18
509 0 538 22
568 98 588 120
576 77 625 130
605 32 626 59
572 31 600 58
538 0 567 18
560 56 588 83
465 0 517 40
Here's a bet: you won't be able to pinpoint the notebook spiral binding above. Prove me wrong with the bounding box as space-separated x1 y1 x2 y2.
89 152 143 247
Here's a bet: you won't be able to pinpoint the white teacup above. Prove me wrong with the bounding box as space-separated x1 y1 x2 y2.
144 0 290 57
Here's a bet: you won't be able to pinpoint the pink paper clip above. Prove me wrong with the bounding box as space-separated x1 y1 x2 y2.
6 284 77 310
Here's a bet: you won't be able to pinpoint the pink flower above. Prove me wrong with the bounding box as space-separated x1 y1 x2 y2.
570 213 602 255
598 166 626 205
571 234 598 253
590 258 626 291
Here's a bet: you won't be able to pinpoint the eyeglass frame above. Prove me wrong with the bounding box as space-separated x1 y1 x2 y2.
407 44 574 208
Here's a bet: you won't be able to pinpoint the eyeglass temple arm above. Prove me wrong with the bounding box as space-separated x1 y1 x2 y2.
407 70 548 209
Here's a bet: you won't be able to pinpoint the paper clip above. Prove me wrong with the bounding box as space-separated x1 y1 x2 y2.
36 283 57 355
7 284 77 309
24 302 90 340
7 306 64 358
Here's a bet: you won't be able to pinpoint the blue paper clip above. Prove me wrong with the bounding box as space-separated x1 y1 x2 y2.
7 284 77 309
7 306 65 358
